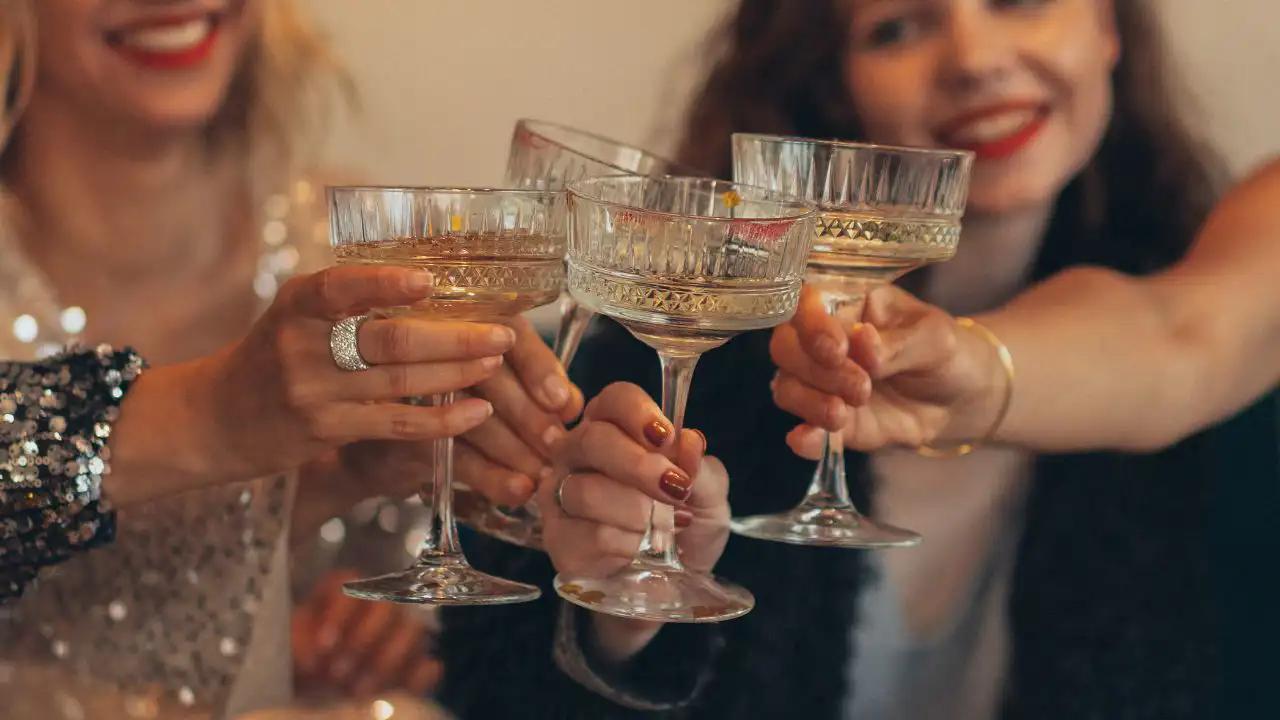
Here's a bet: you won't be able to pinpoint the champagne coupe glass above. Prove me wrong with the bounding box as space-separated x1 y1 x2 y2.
729 134 974 549
329 186 566 604
553 175 817 622
456 119 696 550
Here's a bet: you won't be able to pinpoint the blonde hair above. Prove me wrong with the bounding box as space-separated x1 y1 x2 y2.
0 0 353 181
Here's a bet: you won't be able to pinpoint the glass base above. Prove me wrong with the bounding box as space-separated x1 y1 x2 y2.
731 505 922 549
454 485 544 550
554 561 754 623
342 556 541 606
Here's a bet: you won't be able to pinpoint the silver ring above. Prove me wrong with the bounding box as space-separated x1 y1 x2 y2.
554 473 574 516
329 315 371 372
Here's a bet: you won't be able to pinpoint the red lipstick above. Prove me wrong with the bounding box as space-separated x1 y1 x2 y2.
937 103 1049 161
108 15 220 71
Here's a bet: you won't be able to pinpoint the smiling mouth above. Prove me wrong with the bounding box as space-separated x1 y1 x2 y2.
105 13 222 63
937 105 1051 160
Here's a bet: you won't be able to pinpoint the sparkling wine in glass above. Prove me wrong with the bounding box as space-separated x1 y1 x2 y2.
553 175 817 622
329 186 566 604
455 119 697 550
728 134 974 549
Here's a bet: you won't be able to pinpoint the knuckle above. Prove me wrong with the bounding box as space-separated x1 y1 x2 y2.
388 408 432 439
576 421 612 453
937 316 960 356
595 381 642 412
769 326 789 363
438 405 478 437
382 322 415 362
303 408 341 443
277 274 307 307
595 525 639 558
312 268 342 315
454 325 477 358
383 366 414 398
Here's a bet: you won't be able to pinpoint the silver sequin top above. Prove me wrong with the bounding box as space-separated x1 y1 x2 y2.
0 179 334 720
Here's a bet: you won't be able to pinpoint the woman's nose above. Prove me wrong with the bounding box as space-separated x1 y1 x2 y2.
940 7 1016 91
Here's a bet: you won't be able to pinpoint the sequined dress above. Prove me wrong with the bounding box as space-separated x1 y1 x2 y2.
0 180 333 720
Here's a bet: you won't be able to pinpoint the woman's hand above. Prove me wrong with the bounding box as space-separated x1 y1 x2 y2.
454 316 584 506
770 284 1009 458
293 570 441 699
295 313 584 531
540 382 728 662
108 265 515 506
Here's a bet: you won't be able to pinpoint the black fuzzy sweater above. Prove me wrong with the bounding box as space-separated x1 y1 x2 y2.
437 318 1279 719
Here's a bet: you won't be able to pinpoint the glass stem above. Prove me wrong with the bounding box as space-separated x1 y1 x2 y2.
415 391 466 565
554 293 594 370
634 350 700 570
800 291 865 512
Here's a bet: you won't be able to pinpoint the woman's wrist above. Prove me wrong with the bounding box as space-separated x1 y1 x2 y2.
103 359 229 508
940 315 1015 446
587 614 664 665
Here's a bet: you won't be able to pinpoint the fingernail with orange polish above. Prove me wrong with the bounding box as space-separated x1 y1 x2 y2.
659 468 692 502
643 419 673 448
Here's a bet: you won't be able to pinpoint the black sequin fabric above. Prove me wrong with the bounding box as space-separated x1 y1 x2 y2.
0 345 142 602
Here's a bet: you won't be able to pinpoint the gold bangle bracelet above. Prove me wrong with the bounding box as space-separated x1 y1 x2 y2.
916 316 1015 458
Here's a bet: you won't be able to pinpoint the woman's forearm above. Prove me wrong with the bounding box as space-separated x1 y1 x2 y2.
964 161 1280 452
970 267 1211 452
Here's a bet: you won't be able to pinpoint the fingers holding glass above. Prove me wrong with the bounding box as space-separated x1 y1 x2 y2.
551 175 814 623
330 185 566 606
730 134 973 549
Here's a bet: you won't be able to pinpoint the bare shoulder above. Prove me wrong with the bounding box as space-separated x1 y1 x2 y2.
1176 156 1280 265
1204 157 1280 227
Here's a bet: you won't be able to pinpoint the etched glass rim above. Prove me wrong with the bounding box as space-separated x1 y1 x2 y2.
514 118 704 177
566 174 818 224
327 185 561 201
732 133 976 165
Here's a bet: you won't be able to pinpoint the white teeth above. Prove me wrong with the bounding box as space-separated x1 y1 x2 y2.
948 110 1038 144
119 18 211 53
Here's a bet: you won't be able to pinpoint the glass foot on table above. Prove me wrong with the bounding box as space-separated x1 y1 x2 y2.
731 505 921 549
343 557 541 606
555 561 754 623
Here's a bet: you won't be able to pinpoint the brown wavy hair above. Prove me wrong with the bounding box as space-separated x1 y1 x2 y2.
675 0 1225 274
669 2 1233 715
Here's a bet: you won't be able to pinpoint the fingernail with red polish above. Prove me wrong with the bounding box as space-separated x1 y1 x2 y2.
659 468 692 502
643 419 672 448
674 510 694 528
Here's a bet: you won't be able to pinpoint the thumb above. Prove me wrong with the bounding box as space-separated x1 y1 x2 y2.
281 266 434 321
871 308 958 379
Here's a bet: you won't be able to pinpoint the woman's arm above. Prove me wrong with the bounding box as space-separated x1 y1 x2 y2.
775 159 1280 457
436 326 725 718
2 347 142 599
971 159 1280 451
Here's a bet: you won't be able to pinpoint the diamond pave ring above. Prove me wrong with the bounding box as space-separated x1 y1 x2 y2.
329 315 372 372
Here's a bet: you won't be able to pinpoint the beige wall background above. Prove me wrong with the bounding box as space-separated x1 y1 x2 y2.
308 0 1278 184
